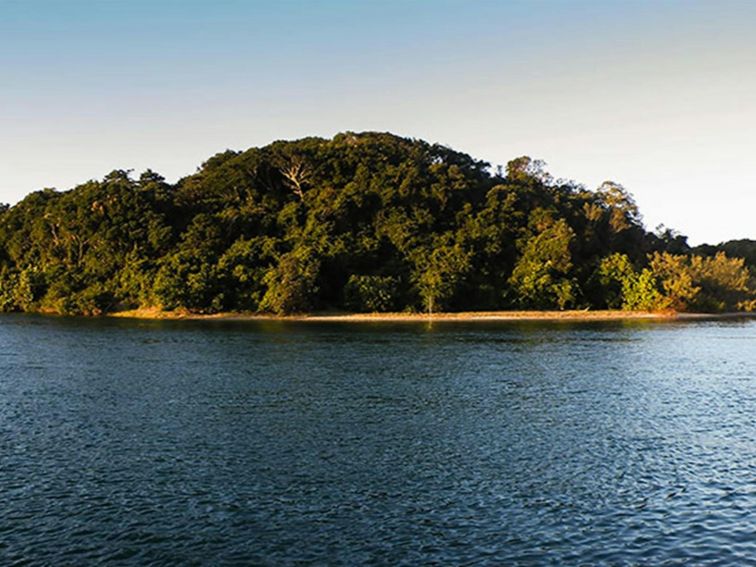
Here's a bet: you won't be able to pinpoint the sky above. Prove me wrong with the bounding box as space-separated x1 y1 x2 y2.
1 0 755 245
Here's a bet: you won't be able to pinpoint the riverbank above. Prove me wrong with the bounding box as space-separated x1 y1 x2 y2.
107 307 734 322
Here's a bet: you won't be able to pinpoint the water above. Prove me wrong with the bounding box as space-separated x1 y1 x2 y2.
0 315 754 565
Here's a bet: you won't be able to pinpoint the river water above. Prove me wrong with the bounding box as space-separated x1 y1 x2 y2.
0 315 754 564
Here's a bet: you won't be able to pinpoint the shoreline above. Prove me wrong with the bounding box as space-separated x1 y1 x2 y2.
105 308 749 323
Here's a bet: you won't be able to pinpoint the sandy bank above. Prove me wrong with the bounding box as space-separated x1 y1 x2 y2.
106 307 728 322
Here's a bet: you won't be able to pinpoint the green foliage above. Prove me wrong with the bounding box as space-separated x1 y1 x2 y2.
693 239 756 272
597 254 665 311
509 219 576 309
410 237 471 313
344 275 399 312
217 237 277 311
154 255 226 312
259 248 320 314
648 252 700 311
622 269 665 311
596 181 640 233
0 267 46 312
15 267 46 311
597 253 635 308
647 251 753 312
0 132 751 316
688 253 749 311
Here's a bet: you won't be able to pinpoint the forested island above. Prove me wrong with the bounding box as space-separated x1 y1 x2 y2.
0 132 753 316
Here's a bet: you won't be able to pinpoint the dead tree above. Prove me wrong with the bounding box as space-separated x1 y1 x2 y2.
279 155 312 199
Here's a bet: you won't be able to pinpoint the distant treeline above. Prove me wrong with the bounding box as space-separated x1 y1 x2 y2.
0 132 753 315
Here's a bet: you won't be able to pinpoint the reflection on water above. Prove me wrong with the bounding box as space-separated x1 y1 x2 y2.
0 315 754 564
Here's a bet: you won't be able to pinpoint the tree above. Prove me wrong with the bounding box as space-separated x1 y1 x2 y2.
597 253 636 309
344 275 399 312
278 155 312 200
596 181 640 233
648 252 700 311
509 219 576 309
410 237 471 314
597 253 668 311
0 131 751 316
259 247 320 314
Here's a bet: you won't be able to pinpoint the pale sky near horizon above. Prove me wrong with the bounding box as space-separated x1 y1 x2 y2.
1 0 755 245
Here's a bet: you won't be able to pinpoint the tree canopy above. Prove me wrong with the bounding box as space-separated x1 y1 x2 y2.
0 132 752 315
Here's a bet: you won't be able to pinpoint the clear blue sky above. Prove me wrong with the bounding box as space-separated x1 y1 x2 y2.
2 0 755 244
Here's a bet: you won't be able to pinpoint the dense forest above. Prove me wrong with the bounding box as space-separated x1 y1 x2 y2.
0 132 753 316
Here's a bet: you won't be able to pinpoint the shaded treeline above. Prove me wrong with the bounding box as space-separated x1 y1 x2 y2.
0 132 753 315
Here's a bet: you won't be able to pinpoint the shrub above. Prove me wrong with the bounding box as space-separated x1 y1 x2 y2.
344 275 399 312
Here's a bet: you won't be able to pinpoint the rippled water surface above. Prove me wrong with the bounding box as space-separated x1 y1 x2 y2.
1 315 755 564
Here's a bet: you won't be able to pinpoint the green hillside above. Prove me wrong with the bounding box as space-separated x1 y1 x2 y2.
0 132 753 315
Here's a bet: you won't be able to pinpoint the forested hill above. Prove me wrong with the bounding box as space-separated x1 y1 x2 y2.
0 132 753 315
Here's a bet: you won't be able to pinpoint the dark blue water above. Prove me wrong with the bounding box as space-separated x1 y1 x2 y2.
1 315 754 565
